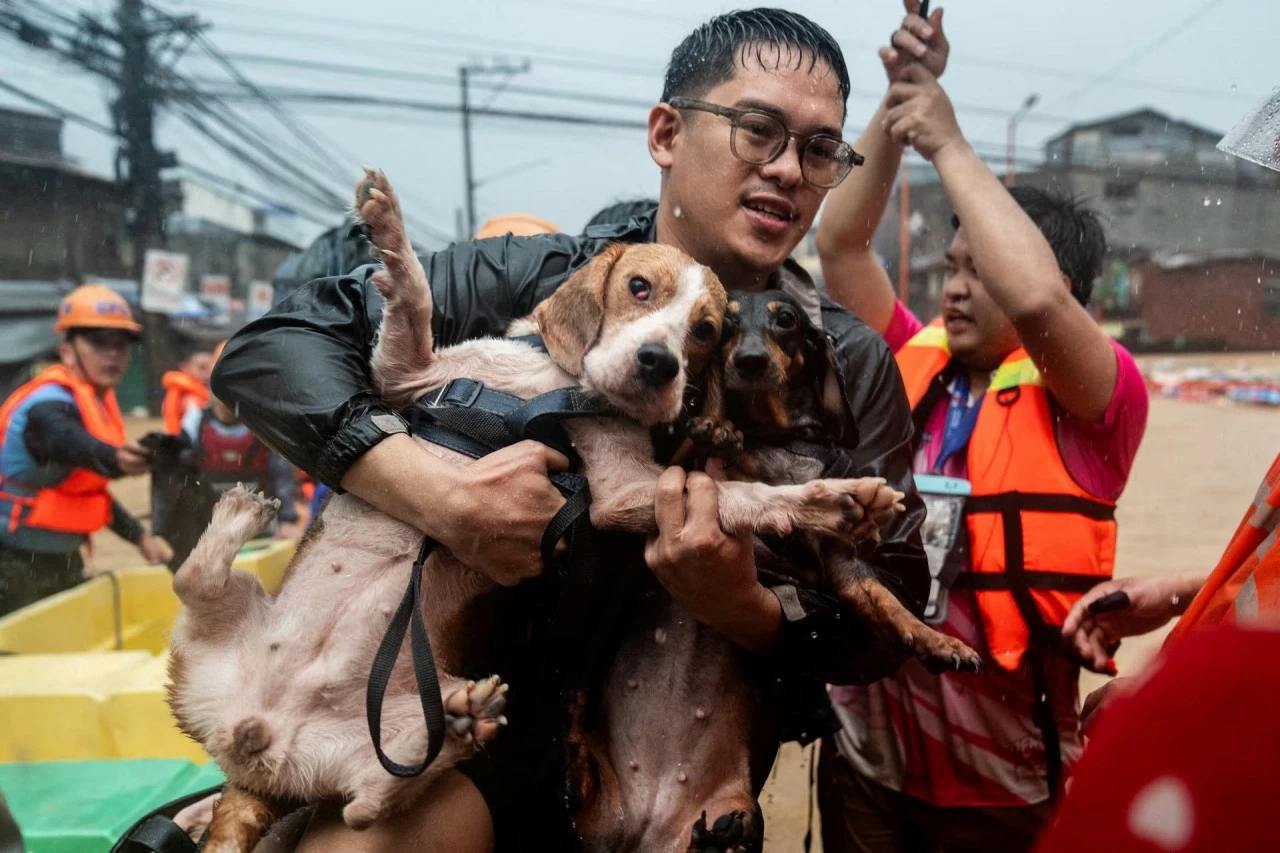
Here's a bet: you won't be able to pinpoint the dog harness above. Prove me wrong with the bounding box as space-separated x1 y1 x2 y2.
366 338 619 778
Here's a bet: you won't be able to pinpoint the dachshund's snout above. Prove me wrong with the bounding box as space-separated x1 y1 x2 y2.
731 345 771 378
636 343 679 387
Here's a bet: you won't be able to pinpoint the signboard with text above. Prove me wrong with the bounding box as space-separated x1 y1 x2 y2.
248 281 274 321
199 275 232 314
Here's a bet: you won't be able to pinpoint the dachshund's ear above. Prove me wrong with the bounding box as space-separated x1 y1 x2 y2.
534 242 626 375
805 327 851 442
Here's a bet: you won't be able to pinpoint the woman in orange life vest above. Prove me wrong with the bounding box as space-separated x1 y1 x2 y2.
0 285 172 616
160 339 216 435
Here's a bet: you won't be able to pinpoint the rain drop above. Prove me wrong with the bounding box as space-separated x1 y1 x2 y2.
673 206 683 218
654 628 667 644
810 631 818 639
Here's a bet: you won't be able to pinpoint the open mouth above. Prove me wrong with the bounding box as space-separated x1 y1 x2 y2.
742 195 797 227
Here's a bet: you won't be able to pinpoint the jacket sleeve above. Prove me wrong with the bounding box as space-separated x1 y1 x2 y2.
761 314 930 686
108 499 145 545
23 401 124 478
211 233 594 489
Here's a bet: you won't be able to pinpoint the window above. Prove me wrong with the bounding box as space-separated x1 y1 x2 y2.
1263 280 1280 319
1104 180 1140 200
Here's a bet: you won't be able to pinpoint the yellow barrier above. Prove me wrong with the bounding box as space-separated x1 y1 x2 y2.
0 652 151 762
0 540 296 656
102 652 209 764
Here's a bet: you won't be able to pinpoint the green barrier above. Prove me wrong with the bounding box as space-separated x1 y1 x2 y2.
0 759 224 853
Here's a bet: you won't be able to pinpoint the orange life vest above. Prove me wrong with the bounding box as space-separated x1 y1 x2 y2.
896 322 1118 672
1167 453 1280 642
0 364 125 535
161 371 211 435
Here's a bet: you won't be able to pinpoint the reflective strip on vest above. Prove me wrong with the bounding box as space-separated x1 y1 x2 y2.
896 322 1117 672
0 365 123 535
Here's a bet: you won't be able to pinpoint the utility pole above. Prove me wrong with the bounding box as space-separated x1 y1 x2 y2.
1006 93 1040 189
459 60 530 237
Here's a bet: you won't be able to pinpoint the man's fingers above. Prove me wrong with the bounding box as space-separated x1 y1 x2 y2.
901 13 934 42
522 440 570 473
654 466 688 533
684 472 720 529
896 61 934 84
1088 589 1132 615
890 28 928 59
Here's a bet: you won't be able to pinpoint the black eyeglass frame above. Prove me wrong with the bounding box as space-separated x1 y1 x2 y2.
667 96 865 188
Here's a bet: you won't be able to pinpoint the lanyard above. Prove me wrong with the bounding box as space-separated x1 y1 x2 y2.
933 372 983 473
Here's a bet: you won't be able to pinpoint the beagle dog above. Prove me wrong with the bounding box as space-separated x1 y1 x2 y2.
166 170 904 853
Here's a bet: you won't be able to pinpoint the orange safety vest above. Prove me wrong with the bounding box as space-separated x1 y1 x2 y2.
161 371 211 435
896 322 1118 672
1167 453 1280 642
0 365 125 535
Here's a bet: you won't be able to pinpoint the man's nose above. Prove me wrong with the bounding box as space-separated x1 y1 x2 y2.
759 138 803 188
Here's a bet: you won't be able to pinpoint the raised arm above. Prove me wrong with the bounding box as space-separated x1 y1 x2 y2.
816 1 947 335
884 63 1118 422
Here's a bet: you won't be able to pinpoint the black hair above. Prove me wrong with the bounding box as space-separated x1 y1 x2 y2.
661 8 850 120
583 198 659 232
176 338 216 363
952 186 1107 307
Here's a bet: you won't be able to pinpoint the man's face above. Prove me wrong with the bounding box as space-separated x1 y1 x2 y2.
60 330 134 392
183 352 215 386
941 227 1022 371
657 46 844 283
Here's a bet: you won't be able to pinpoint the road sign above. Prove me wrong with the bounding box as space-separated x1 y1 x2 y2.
140 249 188 314
199 275 231 313
247 280 274 321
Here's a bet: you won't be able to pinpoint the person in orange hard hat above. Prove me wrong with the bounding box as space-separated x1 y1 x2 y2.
0 284 172 616
161 340 217 435
473 213 560 240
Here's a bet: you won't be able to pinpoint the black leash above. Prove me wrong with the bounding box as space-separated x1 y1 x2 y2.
365 377 607 779
366 536 447 777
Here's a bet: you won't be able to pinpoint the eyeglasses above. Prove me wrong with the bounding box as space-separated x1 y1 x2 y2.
667 97 864 189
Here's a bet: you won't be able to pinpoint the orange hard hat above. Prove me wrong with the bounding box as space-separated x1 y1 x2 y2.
55 284 142 334
474 213 559 240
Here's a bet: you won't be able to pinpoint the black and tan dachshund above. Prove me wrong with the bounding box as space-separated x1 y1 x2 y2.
708 290 983 675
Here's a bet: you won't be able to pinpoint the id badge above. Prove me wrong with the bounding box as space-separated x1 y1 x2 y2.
915 474 971 625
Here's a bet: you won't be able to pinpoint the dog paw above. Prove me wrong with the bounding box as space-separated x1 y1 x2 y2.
686 416 744 459
908 629 984 675
690 809 759 853
444 675 509 747
354 168 412 278
212 485 279 535
793 477 905 543
342 795 384 832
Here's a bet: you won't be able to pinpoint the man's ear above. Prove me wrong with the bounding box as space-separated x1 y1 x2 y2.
534 242 627 376
648 103 680 170
57 340 76 370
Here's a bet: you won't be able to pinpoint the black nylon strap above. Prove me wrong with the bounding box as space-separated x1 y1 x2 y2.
366 536 447 778
952 571 1105 593
966 492 1117 521
116 816 198 853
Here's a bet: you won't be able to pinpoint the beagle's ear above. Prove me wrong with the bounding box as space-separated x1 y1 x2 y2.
535 242 626 376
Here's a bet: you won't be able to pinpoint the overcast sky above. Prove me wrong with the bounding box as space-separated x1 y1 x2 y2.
1 0 1274 248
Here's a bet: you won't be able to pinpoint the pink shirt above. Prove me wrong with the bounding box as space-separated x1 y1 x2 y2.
831 301 1149 808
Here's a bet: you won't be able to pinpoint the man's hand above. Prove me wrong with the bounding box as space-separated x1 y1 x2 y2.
1063 572 1205 671
116 441 150 476
139 533 173 565
644 468 780 652
883 1 949 82
1081 676 1137 736
884 63 964 162
442 440 570 586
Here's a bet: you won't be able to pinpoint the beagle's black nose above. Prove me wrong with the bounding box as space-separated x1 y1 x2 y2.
732 346 770 377
636 343 679 386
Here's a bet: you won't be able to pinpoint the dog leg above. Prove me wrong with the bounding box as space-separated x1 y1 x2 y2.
171 486 276 637
828 551 983 674
355 168 439 408
201 785 285 853
343 675 509 830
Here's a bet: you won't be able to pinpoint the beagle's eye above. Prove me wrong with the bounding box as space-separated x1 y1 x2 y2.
774 309 798 330
628 277 652 301
692 320 716 342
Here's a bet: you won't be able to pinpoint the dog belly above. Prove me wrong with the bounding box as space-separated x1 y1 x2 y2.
576 589 766 852
173 494 497 802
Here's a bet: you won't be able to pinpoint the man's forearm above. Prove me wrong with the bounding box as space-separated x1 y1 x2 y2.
339 433 460 542
706 580 783 654
931 141 1064 320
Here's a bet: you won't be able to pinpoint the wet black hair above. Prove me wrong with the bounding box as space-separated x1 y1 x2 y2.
661 8 850 121
953 186 1107 307
583 198 659 232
